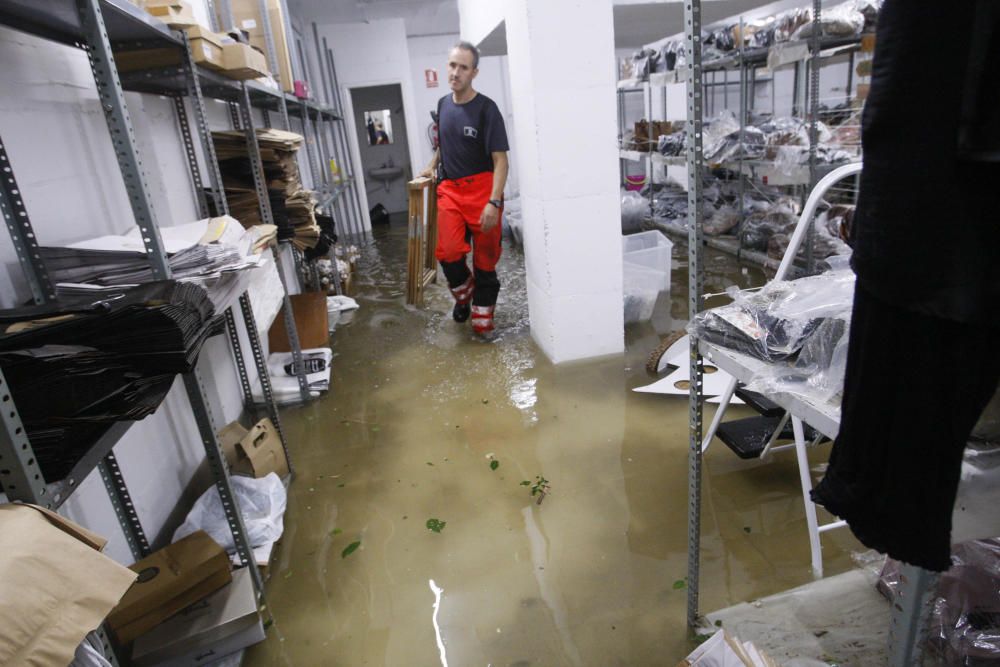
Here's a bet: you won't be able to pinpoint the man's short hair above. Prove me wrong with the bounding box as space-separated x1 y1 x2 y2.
452 40 480 69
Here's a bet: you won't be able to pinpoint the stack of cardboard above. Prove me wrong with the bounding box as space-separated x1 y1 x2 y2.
107 531 233 644
0 505 137 666
106 530 267 664
212 129 322 251
216 0 296 93
119 3 269 80
141 0 198 28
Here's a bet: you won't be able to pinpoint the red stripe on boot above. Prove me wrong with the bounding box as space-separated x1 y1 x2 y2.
450 276 475 304
471 305 495 333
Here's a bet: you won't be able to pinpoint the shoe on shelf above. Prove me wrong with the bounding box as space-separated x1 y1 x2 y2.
453 302 471 323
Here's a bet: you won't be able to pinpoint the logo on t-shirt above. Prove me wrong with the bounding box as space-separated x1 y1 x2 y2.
463 126 479 138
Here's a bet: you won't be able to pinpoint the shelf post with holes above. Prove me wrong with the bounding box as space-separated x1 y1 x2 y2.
684 0 706 631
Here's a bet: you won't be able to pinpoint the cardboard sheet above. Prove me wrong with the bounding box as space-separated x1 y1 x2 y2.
0 504 137 667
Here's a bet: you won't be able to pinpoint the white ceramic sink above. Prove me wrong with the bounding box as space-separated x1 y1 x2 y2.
369 166 404 179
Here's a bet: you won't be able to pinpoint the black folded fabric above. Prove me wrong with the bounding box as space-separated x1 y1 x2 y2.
812 285 1000 571
0 281 216 482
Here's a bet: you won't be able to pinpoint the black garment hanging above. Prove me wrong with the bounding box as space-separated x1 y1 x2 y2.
813 0 1000 571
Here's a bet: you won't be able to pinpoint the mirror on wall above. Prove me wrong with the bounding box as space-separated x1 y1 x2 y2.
364 109 394 145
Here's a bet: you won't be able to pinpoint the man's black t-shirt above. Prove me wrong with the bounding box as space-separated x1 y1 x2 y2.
437 93 509 180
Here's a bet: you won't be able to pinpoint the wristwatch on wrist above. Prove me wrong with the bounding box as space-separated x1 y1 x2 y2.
488 199 503 209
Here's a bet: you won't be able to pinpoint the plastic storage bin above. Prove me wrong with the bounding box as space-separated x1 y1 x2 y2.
622 230 673 291
623 261 665 323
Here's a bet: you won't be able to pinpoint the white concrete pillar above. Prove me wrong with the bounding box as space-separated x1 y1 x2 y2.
503 0 624 363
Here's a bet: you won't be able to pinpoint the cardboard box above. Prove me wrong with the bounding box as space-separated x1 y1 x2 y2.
219 0 295 92
268 292 330 352
108 531 232 644
115 26 224 72
132 568 264 666
221 42 270 80
217 418 289 479
144 1 197 27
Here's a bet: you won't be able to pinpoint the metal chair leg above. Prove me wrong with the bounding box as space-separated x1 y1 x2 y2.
792 415 823 579
701 376 738 454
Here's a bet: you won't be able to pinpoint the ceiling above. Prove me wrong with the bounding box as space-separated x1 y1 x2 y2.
287 0 810 49
286 0 460 37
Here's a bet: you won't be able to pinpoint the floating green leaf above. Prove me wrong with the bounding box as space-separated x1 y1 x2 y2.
426 518 446 533
371 426 380 432
426 462 435 466
341 541 361 558
490 460 499 471
330 528 343 536
673 579 686 590
337 483 345 488
284 570 293 579
520 480 531 486
714 619 723 628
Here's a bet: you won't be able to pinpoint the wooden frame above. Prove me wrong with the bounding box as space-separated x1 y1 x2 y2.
406 177 438 305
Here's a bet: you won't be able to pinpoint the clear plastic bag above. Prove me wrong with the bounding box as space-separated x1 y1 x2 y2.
173 472 287 552
745 17 776 48
657 129 685 156
745 316 850 404
973 383 1000 443
630 48 658 81
688 269 854 362
503 196 523 245
880 540 1000 666
704 205 741 237
702 111 740 162
774 8 812 42
790 0 866 40
660 41 682 71
621 190 650 233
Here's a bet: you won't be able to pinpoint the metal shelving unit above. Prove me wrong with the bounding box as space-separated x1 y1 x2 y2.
680 3 940 663
619 15 865 275
0 0 344 659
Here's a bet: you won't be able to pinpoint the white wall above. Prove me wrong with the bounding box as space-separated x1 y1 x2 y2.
458 1 506 47
0 25 252 563
296 19 421 229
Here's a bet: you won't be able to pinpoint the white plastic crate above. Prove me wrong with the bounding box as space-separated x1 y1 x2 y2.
623 261 665 323
622 230 673 291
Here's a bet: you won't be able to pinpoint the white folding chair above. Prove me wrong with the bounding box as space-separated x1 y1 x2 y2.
701 162 861 578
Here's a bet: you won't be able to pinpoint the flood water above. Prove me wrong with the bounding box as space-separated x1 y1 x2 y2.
244 224 862 666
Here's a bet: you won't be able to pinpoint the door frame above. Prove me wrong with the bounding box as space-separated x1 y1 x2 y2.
342 78 418 228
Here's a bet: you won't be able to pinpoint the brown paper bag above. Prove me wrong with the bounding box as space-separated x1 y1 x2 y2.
0 504 137 667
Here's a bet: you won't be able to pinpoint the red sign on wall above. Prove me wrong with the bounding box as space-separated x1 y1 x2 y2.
425 68 439 88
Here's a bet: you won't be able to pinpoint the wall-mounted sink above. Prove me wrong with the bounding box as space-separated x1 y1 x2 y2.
368 166 404 190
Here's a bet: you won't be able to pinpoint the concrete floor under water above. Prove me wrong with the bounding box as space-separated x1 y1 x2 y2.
245 224 863 666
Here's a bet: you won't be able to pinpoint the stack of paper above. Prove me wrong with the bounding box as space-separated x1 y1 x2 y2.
42 217 266 313
678 630 779 667
212 129 322 250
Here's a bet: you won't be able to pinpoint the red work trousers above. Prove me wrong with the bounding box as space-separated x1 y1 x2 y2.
435 171 503 272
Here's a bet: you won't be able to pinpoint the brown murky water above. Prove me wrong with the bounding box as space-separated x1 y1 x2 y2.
244 226 862 666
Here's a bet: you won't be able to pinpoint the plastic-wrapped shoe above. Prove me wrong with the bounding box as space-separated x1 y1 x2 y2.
453 302 471 322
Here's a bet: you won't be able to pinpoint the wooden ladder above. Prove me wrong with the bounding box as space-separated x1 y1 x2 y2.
406 177 439 305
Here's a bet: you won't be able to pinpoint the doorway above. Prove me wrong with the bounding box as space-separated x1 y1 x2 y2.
350 84 411 216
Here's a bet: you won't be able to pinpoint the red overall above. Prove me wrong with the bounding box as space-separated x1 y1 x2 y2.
435 171 503 333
